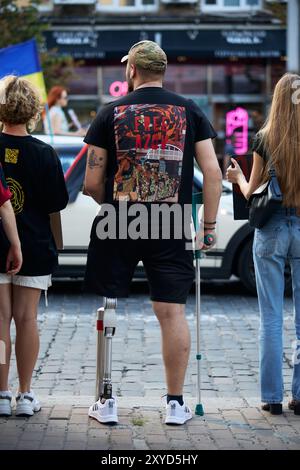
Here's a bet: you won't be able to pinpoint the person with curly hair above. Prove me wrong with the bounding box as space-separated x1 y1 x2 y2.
0 76 69 418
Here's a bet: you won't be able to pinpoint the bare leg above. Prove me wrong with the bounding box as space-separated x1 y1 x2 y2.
0 284 13 391
13 285 41 393
152 301 191 395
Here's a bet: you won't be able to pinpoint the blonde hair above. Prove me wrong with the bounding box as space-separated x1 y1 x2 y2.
258 73 300 208
0 75 42 131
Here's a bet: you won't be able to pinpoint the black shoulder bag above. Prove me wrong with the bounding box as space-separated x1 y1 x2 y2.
247 166 283 229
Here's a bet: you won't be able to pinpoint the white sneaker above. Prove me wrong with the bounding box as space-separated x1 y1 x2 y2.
88 396 118 424
0 391 12 417
165 400 193 425
15 391 41 417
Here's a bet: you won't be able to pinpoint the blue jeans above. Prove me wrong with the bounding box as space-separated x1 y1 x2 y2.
253 207 300 403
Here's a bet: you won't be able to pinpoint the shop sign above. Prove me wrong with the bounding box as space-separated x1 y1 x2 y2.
226 107 249 155
109 81 128 97
44 28 286 60
222 31 266 45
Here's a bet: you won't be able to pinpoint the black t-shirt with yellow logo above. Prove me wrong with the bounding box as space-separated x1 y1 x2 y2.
0 133 69 275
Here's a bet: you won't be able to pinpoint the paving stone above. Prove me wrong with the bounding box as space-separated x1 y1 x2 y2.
1 286 298 450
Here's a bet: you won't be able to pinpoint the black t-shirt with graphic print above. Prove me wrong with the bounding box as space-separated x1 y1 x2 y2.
0 133 69 276
84 87 217 207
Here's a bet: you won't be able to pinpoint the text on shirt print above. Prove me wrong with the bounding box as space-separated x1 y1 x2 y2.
6 177 24 214
5 148 19 164
113 104 186 203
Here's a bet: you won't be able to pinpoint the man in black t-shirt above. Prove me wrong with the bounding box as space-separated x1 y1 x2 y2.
84 41 222 425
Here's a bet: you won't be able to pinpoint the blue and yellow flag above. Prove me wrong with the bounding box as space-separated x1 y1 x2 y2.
0 39 47 102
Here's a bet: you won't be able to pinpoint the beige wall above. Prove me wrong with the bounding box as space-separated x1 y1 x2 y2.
16 0 30 6
16 0 52 7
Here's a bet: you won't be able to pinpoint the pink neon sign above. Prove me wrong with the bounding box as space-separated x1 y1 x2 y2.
109 81 128 97
226 107 248 155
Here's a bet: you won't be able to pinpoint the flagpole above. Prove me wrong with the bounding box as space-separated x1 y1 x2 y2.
45 102 54 145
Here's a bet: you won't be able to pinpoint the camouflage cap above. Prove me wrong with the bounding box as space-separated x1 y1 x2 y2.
121 40 167 73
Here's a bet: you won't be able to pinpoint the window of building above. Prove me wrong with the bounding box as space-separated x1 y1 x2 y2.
101 66 127 99
164 65 207 95
66 67 99 132
97 0 157 10
202 0 261 10
270 62 286 90
101 65 207 99
212 64 266 95
67 66 98 95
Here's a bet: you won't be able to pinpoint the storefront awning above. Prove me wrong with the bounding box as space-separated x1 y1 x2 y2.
43 28 286 60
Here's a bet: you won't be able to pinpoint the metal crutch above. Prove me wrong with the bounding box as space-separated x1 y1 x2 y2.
95 297 117 401
192 192 215 416
192 192 204 416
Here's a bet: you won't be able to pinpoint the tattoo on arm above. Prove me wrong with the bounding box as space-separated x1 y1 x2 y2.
88 149 104 169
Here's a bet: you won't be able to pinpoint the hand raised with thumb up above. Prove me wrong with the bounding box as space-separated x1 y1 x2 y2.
225 158 245 185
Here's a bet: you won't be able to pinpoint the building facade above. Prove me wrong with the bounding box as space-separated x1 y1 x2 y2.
39 0 287 156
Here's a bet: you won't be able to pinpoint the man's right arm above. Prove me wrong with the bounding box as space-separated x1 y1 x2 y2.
83 106 110 204
84 145 108 205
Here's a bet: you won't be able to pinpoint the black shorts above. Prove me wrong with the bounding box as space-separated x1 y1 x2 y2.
84 216 194 304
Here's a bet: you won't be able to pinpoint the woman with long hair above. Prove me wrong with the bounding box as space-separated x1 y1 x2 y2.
43 85 85 136
0 76 68 417
227 73 300 416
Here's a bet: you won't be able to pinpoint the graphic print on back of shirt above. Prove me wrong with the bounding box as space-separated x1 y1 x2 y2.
5 148 19 164
113 104 186 202
6 177 24 214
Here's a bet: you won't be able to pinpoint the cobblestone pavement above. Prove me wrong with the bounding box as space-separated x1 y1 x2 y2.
0 280 300 450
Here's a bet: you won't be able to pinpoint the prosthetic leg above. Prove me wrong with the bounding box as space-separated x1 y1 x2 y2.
89 297 118 424
95 297 117 401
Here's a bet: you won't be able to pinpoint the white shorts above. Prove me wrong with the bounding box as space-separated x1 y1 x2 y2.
0 274 52 291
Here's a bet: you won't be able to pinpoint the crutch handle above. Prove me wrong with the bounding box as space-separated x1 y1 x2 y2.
204 233 215 246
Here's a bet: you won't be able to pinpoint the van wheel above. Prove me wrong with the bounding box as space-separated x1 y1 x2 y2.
237 238 292 296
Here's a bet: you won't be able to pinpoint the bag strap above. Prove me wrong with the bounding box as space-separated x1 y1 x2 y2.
268 165 276 178
268 164 282 197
